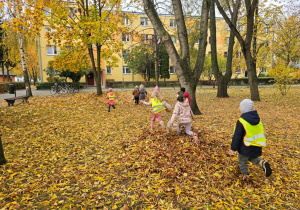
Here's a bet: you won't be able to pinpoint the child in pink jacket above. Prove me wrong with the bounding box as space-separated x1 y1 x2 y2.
106 88 117 112
168 91 199 143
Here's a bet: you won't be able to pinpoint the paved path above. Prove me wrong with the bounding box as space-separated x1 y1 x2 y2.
0 84 283 101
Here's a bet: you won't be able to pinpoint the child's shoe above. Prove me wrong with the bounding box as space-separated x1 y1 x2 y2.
262 161 272 177
192 133 199 143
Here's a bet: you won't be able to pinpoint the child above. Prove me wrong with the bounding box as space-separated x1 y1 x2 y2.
143 89 165 130
106 88 117 112
139 84 148 102
167 92 199 143
132 85 140 105
229 99 272 178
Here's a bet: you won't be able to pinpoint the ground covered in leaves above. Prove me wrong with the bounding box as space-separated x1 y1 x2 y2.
0 86 299 209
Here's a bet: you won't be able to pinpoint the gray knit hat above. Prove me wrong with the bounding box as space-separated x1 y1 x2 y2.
239 99 254 113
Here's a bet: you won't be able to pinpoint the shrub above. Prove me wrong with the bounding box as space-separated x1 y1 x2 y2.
268 64 296 95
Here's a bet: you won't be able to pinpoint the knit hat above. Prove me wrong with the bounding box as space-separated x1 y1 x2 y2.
239 99 254 113
154 86 159 91
180 87 186 92
108 88 113 92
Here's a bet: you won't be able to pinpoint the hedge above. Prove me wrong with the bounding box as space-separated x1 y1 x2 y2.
36 82 84 90
0 82 26 93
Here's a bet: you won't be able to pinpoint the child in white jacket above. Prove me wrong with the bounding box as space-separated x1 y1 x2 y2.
168 92 199 143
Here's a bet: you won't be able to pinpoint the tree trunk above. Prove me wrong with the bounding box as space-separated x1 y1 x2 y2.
88 44 102 95
6 64 10 82
143 0 210 115
1 62 4 82
96 44 103 95
214 0 260 101
18 36 32 97
154 32 159 86
210 0 229 97
0 136 7 165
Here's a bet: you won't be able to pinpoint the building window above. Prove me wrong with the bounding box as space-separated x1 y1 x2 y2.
264 27 269 34
236 52 242 58
45 26 56 33
140 17 149 26
235 66 242 74
171 35 177 44
261 67 267 73
237 23 243 31
170 19 177 28
225 24 230 31
122 33 130 42
141 34 149 43
209 36 211 44
123 66 131 74
224 52 228 58
66 46 72 50
45 8 51 16
195 39 199 44
225 37 230 45
106 66 112 74
46 45 57 55
170 66 175 74
124 17 129 25
122 50 129 58
69 8 74 18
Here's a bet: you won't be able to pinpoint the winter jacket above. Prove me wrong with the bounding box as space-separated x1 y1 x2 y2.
170 98 194 124
132 88 139 97
106 92 116 105
231 110 263 157
139 88 148 100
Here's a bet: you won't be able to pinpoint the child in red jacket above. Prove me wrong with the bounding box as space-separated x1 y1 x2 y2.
106 88 117 112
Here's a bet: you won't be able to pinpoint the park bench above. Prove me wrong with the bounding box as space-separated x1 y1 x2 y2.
4 95 30 106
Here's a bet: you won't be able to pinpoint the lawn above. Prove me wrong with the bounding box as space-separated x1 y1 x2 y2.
0 86 299 209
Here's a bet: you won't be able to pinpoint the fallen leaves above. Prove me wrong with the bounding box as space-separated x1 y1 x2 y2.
0 87 299 209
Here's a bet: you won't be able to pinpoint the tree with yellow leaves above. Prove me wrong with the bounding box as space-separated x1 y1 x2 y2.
2 0 44 96
43 0 131 95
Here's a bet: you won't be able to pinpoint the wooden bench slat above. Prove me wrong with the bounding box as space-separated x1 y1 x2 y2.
4 96 30 106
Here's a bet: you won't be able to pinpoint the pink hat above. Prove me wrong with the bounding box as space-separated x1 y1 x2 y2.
108 88 113 92
154 86 159 91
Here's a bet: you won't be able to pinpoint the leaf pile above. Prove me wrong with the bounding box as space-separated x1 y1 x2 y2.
0 87 299 209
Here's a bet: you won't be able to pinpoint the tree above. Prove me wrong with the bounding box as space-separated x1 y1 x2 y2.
124 45 154 81
0 25 20 82
2 0 44 96
210 0 240 97
214 0 261 101
159 43 170 84
268 63 298 95
51 48 90 82
59 69 87 83
143 0 211 114
44 0 128 95
272 14 300 66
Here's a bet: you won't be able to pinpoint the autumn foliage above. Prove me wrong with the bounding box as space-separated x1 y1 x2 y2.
0 87 299 209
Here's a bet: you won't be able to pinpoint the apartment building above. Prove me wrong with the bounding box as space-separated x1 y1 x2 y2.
38 10 231 86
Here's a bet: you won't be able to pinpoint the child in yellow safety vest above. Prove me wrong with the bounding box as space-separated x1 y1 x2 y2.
143 86 166 130
106 88 117 112
229 99 272 178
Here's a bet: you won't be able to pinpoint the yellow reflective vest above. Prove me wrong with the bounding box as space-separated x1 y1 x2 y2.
108 93 115 100
151 98 165 114
237 118 267 147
